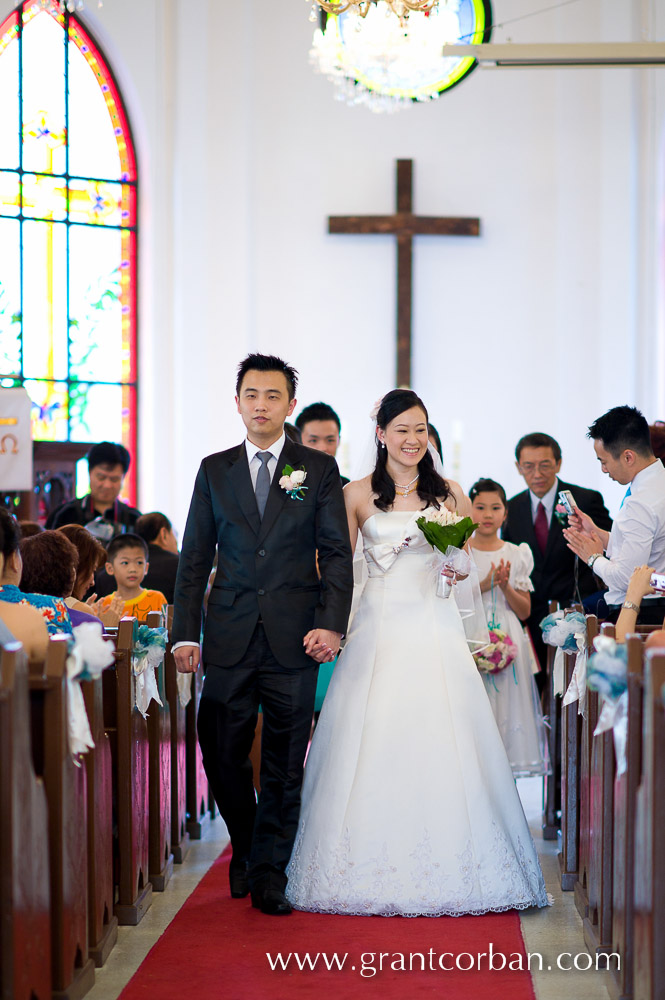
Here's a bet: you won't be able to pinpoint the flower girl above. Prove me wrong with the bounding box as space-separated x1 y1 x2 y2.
468 478 548 777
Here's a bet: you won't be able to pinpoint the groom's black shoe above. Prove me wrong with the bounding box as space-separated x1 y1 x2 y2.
229 857 250 898
250 887 292 916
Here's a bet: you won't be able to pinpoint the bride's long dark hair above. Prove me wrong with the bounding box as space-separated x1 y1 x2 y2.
371 389 452 512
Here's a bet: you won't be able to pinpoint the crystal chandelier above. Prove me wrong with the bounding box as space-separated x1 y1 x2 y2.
310 0 491 112
38 0 103 11
309 1 439 24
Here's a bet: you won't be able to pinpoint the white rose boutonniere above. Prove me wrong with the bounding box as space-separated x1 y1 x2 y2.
280 464 308 501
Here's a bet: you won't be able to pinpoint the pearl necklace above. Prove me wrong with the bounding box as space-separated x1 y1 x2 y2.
394 475 419 497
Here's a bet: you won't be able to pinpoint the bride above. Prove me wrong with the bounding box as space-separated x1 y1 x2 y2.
285 389 549 917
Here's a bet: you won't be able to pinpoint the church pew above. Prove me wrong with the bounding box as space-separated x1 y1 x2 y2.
29 635 95 998
163 607 190 864
0 643 51 1000
145 612 174 891
542 600 559 841
186 666 210 839
81 663 118 967
106 617 153 925
608 634 644 1000
574 614 599 919
583 621 616 955
633 649 665 1000
559 644 582 890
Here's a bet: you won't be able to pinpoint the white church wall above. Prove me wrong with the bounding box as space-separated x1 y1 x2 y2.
82 0 663 530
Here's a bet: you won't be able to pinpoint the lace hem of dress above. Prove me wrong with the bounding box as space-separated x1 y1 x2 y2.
286 822 551 917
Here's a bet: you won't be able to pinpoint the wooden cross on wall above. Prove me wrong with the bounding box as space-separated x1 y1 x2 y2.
328 159 480 387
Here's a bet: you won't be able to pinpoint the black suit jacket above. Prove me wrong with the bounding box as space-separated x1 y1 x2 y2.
503 478 612 620
143 544 180 604
172 438 353 670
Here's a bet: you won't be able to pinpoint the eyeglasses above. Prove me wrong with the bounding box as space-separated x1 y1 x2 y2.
519 462 557 474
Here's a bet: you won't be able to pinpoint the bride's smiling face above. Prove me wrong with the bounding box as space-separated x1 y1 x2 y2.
378 406 429 470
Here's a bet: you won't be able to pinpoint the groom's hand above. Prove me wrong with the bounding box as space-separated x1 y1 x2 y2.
174 643 201 673
303 629 341 663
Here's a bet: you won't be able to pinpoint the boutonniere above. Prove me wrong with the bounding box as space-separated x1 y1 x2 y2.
554 504 568 527
279 464 308 501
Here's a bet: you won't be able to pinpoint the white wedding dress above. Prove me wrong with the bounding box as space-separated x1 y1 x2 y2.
285 509 550 917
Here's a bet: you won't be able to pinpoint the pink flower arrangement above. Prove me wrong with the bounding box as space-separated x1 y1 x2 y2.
473 628 517 675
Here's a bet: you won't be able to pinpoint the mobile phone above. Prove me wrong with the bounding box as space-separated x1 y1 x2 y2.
558 490 576 516
650 572 665 592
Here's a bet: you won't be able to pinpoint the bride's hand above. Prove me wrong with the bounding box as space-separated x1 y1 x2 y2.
303 628 341 663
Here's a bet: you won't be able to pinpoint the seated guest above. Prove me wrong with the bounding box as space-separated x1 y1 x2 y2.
19 530 98 628
503 431 612 683
565 406 665 623
0 510 73 635
46 441 141 536
57 524 125 627
615 565 665 641
0 516 48 659
135 512 180 603
18 520 43 537
650 420 665 465
97 533 167 620
295 401 349 485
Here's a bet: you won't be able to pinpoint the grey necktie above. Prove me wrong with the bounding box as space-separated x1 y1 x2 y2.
255 451 272 518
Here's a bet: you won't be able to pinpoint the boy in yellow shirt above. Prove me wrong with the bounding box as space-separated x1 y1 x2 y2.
99 533 167 620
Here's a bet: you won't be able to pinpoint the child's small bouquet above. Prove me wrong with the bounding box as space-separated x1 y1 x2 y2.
474 628 517 677
416 507 478 597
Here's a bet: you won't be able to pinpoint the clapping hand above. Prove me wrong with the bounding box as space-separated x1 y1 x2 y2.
494 559 511 591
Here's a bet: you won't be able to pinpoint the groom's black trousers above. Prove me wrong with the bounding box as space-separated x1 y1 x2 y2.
197 622 318 892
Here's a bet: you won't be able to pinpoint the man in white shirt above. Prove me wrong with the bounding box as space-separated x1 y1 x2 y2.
565 405 665 622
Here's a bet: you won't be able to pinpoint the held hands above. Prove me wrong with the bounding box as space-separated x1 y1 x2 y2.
303 628 341 664
174 644 201 674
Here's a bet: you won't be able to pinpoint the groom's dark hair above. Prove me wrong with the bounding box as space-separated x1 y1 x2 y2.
236 353 299 400
372 389 452 513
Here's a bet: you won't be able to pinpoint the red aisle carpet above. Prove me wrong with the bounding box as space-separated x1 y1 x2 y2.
120 846 537 1000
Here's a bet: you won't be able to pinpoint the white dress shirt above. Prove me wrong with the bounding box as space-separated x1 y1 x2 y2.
593 460 665 605
245 430 286 491
529 480 559 528
173 431 287 652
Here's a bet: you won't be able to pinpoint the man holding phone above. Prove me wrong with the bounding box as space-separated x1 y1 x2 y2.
504 432 612 682
564 406 665 624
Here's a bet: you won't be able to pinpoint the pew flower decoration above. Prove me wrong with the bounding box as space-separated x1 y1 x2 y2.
587 634 629 774
540 610 586 652
280 464 308 501
540 610 587 704
132 624 167 718
65 621 116 757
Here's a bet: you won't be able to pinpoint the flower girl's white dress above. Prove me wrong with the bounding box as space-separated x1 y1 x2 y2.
471 542 549 778
285 509 549 917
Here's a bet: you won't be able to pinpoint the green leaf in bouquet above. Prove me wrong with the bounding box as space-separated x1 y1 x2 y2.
416 515 479 553
282 464 295 476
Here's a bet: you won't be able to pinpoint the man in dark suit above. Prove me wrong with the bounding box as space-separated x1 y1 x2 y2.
135 512 180 603
503 432 612 687
173 354 353 916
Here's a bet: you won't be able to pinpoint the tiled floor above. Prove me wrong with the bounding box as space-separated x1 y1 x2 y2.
87 779 611 1000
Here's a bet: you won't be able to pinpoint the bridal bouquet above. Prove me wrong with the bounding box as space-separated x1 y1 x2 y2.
416 507 478 599
416 507 478 553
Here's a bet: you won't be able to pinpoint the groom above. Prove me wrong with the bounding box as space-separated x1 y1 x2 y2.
172 354 353 915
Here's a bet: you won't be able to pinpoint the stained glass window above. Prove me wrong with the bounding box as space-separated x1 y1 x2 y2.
0 2 138 503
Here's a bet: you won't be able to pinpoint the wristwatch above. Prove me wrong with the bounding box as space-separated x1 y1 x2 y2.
587 553 602 569
622 601 641 614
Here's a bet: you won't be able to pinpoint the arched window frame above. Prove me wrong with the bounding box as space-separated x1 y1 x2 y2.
0 1 138 504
